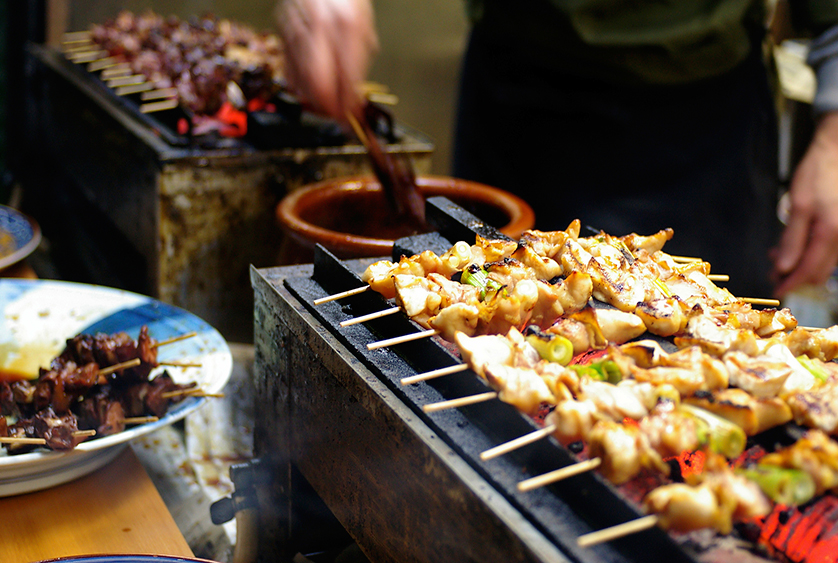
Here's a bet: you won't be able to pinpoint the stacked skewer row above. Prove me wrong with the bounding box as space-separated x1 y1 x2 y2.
312 219 838 547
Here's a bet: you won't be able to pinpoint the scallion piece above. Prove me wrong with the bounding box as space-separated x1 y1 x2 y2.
525 334 574 365
737 465 816 506
796 355 829 383
461 265 503 300
678 403 746 459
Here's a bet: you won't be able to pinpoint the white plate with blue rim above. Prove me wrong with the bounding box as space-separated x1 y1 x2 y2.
0 279 232 496
0 205 41 271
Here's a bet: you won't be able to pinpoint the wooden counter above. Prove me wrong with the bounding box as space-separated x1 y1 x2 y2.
0 446 195 563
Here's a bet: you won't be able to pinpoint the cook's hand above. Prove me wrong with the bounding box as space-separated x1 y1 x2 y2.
772 111 838 298
275 0 378 122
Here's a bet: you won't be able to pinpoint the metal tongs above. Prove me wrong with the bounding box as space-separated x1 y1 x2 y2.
346 103 427 231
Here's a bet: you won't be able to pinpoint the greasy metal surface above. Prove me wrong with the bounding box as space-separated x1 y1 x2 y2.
252 265 570 563
22 43 433 342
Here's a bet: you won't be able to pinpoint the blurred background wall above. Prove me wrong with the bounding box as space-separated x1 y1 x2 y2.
50 0 469 175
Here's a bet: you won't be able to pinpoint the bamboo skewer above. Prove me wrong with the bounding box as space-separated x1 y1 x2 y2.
401 364 469 386
0 429 97 446
481 424 557 461
367 329 438 350
69 50 110 63
740 297 781 307
141 87 179 101
366 92 399 106
706 274 729 282
122 416 159 425
63 31 92 43
116 83 154 96
140 99 179 113
0 437 46 445
518 458 603 492
313 286 369 305
98 358 141 377
576 514 659 548
87 57 121 72
158 361 202 368
422 391 498 413
670 255 703 263
105 74 147 88
154 332 198 348
160 387 225 399
340 306 400 327
101 64 132 79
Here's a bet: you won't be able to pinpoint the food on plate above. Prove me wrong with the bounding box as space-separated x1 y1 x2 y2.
0 326 196 453
84 11 285 116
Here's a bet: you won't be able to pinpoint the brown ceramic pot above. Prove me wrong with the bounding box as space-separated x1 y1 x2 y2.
276 175 536 260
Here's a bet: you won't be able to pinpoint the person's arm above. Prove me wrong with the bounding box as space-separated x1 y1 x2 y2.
772 24 838 298
275 0 378 122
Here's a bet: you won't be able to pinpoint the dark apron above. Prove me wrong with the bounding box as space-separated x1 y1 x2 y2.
453 18 782 299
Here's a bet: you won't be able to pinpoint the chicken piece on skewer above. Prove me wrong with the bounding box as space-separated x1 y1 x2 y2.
608 341 728 397
722 350 794 399
759 429 838 496
586 419 671 485
361 242 473 300
643 453 771 534
483 363 557 416
683 387 793 436
634 297 686 337
781 325 838 362
546 305 646 356
784 379 838 435
513 220 582 259
469 235 519 265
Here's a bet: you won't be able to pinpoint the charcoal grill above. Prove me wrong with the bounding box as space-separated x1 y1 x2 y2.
251 196 797 563
18 42 433 343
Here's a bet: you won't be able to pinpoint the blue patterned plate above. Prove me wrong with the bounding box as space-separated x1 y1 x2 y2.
0 205 41 271
0 279 232 496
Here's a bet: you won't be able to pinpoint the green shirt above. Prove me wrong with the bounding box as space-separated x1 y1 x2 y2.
468 1 838 85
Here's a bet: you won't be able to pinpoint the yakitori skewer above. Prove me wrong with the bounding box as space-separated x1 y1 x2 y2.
154 332 198 348
518 458 603 492
401 364 469 386
422 391 498 413
576 515 659 548
367 329 438 350
73 429 97 438
480 423 557 461
313 285 369 305
340 306 400 327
